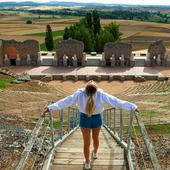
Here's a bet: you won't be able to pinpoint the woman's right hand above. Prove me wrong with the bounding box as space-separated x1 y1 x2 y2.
41 107 50 117
135 108 140 113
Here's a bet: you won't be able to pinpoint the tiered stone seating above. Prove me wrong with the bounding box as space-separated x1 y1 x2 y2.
124 80 170 96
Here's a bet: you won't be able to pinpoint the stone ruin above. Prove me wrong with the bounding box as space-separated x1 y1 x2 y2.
56 38 85 66
103 42 133 67
147 40 166 66
0 39 39 66
0 40 3 67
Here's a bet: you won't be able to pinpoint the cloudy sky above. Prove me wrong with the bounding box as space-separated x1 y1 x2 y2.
0 0 170 5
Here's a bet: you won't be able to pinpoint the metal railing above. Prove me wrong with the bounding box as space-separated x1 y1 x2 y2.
16 106 79 170
42 107 79 170
103 108 161 170
16 105 160 170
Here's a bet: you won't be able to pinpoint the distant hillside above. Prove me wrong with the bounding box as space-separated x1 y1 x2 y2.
0 1 170 8
0 1 110 7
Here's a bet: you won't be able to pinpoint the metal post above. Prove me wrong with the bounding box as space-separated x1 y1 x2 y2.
77 109 80 125
120 109 123 142
49 110 54 147
58 110 63 139
110 109 112 129
72 109 75 128
68 107 70 132
102 111 104 125
106 110 108 127
127 110 134 151
114 108 116 134
76 109 79 126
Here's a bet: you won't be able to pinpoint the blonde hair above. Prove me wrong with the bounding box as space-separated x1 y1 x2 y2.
85 81 97 116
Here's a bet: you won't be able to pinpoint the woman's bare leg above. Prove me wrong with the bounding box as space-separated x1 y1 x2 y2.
92 128 101 153
81 128 91 163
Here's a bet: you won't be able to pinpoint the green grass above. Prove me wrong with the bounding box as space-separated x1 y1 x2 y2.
132 123 170 134
160 84 170 93
25 30 64 37
0 78 14 89
49 21 78 24
40 37 63 51
44 119 68 129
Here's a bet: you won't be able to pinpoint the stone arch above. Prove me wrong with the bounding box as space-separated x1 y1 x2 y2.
3 46 19 66
4 46 18 59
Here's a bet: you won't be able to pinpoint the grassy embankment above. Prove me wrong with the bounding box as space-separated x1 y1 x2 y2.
0 78 14 89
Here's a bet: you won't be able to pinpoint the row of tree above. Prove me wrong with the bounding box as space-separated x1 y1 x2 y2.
30 9 170 24
63 11 122 52
44 11 122 52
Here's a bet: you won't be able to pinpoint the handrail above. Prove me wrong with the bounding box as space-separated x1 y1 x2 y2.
16 104 79 170
103 108 161 170
16 116 45 170
42 107 80 170
135 112 161 170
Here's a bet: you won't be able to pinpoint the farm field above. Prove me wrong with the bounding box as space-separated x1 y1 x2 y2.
1 12 170 50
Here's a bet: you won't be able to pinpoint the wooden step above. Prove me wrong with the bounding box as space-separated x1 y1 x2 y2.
53 158 127 166
55 147 124 154
54 152 125 159
52 127 127 170
51 165 127 170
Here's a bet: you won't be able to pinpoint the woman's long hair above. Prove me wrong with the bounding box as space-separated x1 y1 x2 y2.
85 81 97 116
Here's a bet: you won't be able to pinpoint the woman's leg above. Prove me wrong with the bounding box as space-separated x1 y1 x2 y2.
81 128 91 163
92 128 101 154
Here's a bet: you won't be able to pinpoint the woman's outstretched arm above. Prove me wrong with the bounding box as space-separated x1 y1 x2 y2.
101 91 139 111
43 90 79 114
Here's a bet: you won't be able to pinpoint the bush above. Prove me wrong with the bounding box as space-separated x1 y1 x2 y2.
26 20 32 24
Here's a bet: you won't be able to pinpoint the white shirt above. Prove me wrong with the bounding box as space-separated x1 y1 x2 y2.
47 88 137 114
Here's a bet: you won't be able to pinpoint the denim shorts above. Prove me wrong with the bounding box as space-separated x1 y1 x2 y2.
79 112 102 128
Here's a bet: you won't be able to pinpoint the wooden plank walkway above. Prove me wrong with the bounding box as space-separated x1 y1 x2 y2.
51 127 128 170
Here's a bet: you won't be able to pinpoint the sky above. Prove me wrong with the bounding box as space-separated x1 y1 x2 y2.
0 0 170 6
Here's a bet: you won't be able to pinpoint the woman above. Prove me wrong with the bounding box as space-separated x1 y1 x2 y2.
43 80 139 170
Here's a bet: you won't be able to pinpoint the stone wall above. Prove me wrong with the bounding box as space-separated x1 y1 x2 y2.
56 38 84 66
1 39 39 66
147 40 166 66
104 42 132 66
0 40 3 66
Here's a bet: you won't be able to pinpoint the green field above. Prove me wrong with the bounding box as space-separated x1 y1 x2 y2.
26 30 64 37
49 21 78 24
40 37 63 51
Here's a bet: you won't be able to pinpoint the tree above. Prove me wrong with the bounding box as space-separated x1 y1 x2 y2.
63 27 70 40
96 29 114 52
26 20 32 24
62 11 122 53
45 25 54 51
105 22 122 41
92 10 101 35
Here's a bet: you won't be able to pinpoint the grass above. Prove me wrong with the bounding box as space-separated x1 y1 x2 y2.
25 30 64 37
159 84 170 93
132 123 170 135
44 119 68 129
49 21 78 24
40 37 63 51
0 78 14 89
